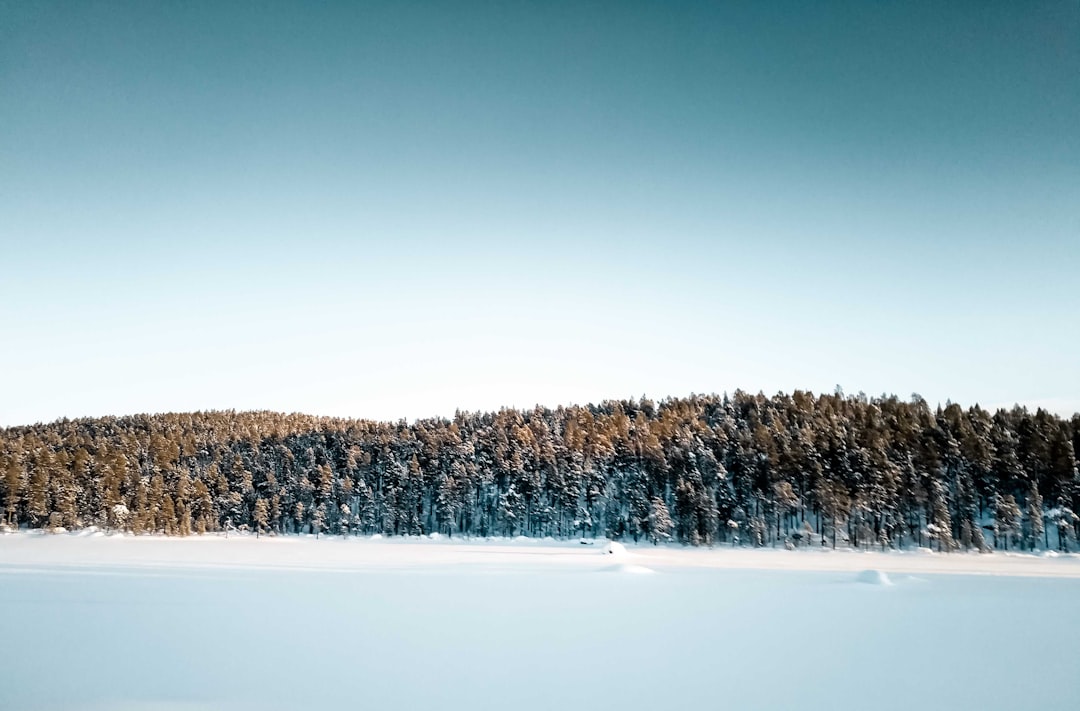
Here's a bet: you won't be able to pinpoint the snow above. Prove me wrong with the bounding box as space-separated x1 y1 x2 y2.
855 569 892 585
599 541 652 572
603 563 657 574
603 540 628 557
1 534 1079 711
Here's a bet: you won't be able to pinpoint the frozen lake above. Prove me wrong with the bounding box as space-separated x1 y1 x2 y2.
2 535 1078 711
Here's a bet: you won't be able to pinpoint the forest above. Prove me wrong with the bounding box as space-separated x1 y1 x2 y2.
2 391 1078 551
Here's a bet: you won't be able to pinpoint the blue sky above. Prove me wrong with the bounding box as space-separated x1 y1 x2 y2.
1 1 1078 426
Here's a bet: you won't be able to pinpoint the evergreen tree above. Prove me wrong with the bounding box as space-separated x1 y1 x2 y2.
1027 485 1045 550
647 497 674 544
253 498 269 538
312 503 326 539
3 460 21 527
993 494 1022 551
0 393 1072 551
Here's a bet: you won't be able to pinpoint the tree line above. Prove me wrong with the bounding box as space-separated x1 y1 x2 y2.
2 391 1078 551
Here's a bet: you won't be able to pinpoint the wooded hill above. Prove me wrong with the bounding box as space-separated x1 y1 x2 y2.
2 391 1078 550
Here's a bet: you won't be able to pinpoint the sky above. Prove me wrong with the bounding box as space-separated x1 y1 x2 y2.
1 1 1078 426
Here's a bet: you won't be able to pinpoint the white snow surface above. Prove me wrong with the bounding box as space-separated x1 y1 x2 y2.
603 562 657 574
1 532 1079 711
2 532 1078 577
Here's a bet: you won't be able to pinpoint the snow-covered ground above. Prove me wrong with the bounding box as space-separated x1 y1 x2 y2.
4 530 1079 577
2 532 1078 711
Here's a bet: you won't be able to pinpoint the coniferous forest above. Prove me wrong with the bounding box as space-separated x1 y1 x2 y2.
2 391 1078 551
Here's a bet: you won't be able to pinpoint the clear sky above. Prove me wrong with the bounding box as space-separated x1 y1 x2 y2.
1 1 1077 426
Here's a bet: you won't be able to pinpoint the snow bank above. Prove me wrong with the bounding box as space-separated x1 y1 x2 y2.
602 563 656 575
603 541 628 557
855 569 892 586
74 526 105 538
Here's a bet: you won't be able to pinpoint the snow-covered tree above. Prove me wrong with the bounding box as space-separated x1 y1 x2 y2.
647 497 673 544
253 498 269 538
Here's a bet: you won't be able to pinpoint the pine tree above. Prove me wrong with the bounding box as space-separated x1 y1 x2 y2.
1027 485 1045 551
109 503 130 531
647 497 674 544
434 474 458 536
498 484 525 537
1050 499 1078 552
0 393 1073 549
993 494 1022 550
27 456 49 529
175 470 192 535
191 479 215 533
338 503 351 537
312 503 326 539
928 479 956 552
293 501 306 534
161 495 177 535
3 460 21 527
253 498 269 538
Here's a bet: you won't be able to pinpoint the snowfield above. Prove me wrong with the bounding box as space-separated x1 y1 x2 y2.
2 533 1079 711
